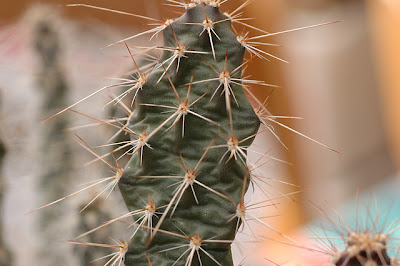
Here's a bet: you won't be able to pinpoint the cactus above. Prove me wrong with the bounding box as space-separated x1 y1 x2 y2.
116 2 261 265
32 11 75 266
34 1 400 265
29 6 127 265
331 215 399 266
307 198 400 266
334 234 393 266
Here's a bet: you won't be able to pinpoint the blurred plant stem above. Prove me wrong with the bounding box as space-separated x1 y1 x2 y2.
32 7 74 265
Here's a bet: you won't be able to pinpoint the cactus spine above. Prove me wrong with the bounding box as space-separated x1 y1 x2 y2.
119 3 260 265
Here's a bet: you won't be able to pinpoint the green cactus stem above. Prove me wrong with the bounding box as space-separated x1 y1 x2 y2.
118 3 260 265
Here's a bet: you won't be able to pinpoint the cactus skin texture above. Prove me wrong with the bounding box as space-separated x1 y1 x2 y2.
118 3 260 265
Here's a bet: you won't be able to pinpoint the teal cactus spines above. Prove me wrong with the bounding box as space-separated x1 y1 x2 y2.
117 3 260 265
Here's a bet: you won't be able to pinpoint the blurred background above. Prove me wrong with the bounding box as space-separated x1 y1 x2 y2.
0 0 399 265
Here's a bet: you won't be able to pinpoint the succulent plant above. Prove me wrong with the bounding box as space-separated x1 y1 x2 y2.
118 2 260 265
31 9 74 265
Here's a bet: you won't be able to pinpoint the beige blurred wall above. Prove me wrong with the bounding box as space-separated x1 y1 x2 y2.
367 0 400 170
281 0 396 216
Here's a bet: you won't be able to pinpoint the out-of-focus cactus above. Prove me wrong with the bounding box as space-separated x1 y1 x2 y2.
333 234 393 266
31 6 74 265
330 213 399 266
309 199 400 266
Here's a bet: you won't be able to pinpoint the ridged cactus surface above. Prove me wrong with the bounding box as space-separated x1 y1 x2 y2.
118 3 260 265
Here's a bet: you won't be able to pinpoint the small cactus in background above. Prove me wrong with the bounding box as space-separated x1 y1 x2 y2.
308 199 400 266
334 233 393 266
331 219 399 265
